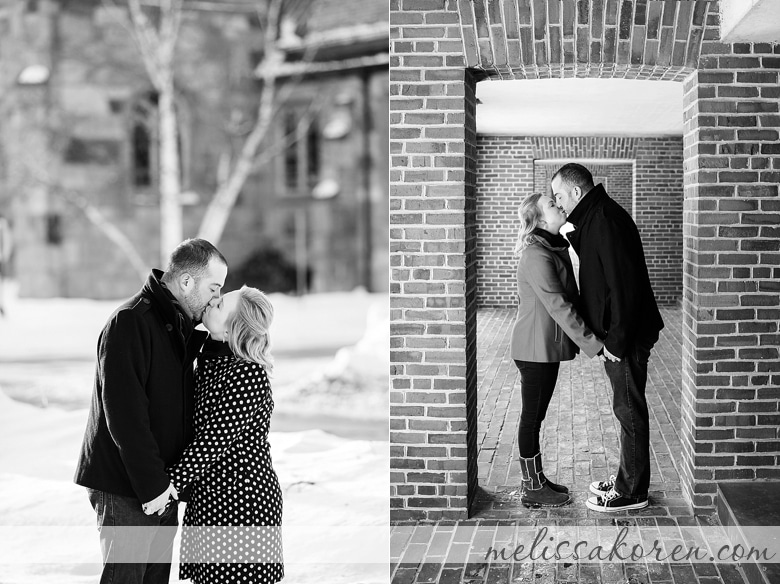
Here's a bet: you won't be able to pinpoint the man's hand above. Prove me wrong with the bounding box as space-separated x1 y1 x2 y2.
142 483 178 516
599 347 621 363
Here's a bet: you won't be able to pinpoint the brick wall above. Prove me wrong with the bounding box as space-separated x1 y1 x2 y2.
392 0 780 519
608 164 633 212
476 136 683 308
635 138 685 309
390 0 479 521
475 137 534 307
680 33 780 511
534 162 633 212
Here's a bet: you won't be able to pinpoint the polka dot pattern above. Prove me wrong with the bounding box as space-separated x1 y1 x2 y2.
168 354 283 583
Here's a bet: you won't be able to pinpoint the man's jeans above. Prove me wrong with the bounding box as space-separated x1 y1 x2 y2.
603 336 656 500
87 488 178 584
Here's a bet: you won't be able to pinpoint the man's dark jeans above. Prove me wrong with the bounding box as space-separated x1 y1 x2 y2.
87 488 178 584
603 336 656 500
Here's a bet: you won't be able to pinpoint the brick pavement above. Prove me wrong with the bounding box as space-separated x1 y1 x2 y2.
391 308 749 584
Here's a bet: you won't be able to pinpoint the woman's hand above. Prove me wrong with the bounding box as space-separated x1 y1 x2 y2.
142 482 178 515
599 347 621 363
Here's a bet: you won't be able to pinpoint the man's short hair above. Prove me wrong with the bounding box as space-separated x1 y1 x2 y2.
552 163 595 191
166 238 227 280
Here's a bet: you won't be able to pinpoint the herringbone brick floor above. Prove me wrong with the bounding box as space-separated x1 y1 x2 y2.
391 308 748 584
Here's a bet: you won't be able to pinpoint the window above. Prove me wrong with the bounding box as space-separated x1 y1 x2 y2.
284 112 298 190
306 118 319 188
131 93 158 188
64 138 120 165
282 107 320 195
129 91 188 193
132 121 152 187
46 213 62 245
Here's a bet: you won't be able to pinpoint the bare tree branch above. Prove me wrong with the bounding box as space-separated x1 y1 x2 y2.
197 0 285 243
104 0 326 251
57 189 150 282
197 0 326 245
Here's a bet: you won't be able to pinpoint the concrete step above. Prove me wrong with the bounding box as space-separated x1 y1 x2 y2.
717 482 780 584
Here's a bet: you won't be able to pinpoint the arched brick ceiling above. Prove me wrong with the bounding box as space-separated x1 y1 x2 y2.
457 0 719 81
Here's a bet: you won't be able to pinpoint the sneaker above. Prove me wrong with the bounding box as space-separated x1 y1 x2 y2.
586 488 648 512
589 474 616 496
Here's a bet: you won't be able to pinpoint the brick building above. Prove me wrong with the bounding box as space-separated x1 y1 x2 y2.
390 0 780 521
0 0 388 299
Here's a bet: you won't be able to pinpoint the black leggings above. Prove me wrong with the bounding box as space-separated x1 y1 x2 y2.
514 360 560 458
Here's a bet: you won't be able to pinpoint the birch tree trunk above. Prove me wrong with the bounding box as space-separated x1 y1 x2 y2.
196 0 286 246
114 0 310 254
125 0 184 266
195 81 276 244
157 80 182 264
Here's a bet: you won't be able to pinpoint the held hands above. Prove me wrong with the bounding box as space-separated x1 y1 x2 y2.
599 347 621 363
142 482 179 516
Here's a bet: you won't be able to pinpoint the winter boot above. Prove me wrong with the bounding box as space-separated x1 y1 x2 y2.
539 471 569 494
519 453 571 507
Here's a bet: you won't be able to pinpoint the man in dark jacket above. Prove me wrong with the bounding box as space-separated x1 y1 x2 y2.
75 238 227 583
551 163 664 513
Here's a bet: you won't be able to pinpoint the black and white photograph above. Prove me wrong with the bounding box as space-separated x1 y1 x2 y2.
0 0 389 582
390 1 780 583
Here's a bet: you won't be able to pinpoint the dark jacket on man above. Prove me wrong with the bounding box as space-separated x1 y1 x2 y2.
511 229 603 362
564 184 664 358
74 269 208 503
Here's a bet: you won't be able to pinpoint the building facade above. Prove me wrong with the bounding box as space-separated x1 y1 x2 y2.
0 0 388 298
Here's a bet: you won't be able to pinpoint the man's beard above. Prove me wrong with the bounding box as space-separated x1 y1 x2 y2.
184 287 208 322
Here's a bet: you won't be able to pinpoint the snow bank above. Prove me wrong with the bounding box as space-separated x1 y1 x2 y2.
0 291 388 423
276 297 389 420
0 392 389 584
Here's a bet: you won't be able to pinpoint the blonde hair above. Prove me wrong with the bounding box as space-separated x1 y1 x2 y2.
514 193 544 256
225 286 274 374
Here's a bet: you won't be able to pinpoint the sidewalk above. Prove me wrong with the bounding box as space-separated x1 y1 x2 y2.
391 308 749 584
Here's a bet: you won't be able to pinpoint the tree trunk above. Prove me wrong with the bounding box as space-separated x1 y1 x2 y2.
195 0 286 247
157 79 182 265
196 102 272 245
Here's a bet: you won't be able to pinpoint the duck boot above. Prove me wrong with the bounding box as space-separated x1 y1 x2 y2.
519 453 571 507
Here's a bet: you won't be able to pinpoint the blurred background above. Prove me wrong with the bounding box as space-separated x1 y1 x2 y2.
0 0 388 298
0 0 389 582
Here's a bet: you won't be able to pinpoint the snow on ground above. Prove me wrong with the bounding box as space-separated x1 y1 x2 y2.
0 290 389 584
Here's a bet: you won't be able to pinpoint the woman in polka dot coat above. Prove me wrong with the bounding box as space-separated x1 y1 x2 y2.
167 286 283 583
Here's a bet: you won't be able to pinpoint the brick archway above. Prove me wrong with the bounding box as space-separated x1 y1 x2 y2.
457 0 707 80
391 0 780 521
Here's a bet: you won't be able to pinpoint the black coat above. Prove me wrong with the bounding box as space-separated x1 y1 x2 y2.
565 184 664 358
74 270 208 503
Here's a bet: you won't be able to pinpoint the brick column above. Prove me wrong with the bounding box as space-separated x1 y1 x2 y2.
390 0 479 521
681 42 780 512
